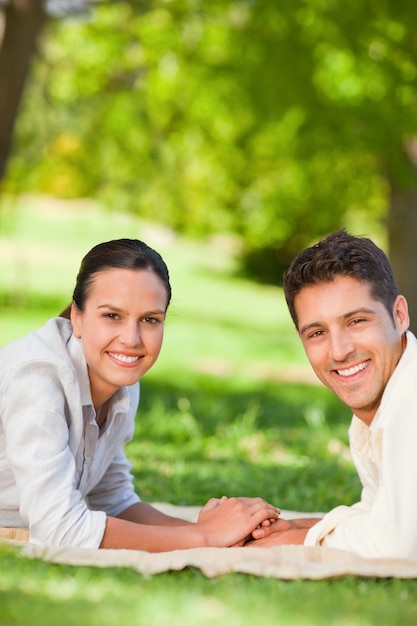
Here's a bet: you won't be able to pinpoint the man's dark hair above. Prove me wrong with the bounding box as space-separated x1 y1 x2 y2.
283 229 398 328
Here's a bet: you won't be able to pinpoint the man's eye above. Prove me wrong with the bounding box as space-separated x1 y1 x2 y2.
104 313 119 320
309 330 324 339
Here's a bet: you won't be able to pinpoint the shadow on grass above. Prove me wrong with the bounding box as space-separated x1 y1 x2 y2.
130 375 361 512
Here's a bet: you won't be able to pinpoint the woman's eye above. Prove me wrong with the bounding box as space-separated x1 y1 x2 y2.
144 317 158 324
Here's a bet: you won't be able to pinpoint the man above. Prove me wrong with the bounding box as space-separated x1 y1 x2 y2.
251 229 417 559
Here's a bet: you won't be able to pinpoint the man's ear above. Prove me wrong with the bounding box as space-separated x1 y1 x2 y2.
70 302 82 338
393 295 410 332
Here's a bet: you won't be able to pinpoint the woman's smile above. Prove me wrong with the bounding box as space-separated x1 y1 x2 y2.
71 268 168 407
107 351 143 365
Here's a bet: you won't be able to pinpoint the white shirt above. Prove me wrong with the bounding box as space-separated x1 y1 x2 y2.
0 317 140 548
305 330 417 559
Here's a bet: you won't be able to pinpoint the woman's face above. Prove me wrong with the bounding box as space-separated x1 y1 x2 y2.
70 268 168 407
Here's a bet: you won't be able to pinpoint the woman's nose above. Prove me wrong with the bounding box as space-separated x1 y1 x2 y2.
120 323 141 346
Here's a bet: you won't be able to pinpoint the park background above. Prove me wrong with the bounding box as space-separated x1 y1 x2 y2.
1 2 417 625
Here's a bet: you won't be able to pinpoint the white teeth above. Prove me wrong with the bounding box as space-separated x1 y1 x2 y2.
337 361 369 377
109 352 140 363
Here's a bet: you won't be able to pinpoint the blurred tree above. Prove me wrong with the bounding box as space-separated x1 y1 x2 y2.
1 1 417 320
0 0 47 182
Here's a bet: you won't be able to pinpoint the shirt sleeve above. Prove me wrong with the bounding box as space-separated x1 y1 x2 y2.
0 361 106 548
85 448 140 516
305 398 417 559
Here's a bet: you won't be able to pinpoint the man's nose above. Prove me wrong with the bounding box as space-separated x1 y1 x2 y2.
329 329 354 362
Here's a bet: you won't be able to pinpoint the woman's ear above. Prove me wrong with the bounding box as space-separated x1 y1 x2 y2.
70 302 82 338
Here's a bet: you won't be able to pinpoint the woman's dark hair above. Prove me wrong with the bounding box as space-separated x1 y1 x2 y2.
60 239 171 318
283 229 398 328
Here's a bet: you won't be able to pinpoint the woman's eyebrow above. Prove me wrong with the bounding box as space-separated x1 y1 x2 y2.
97 304 166 316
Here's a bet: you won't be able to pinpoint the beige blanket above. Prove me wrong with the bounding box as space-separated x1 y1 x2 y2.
3 504 417 579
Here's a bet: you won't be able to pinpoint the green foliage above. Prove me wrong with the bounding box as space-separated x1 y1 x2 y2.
5 0 416 279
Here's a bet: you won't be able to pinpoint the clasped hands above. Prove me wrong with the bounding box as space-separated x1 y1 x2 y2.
197 495 301 548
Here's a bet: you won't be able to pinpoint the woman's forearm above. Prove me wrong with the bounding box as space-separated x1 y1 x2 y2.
102 496 281 551
100 515 205 552
117 502 192 526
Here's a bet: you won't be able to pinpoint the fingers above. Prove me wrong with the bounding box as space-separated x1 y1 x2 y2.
201 496 227 512
224 497 281 528
252 526 269 540
202 496 279 520
234 496 280 512
233 496 280 510
249 507 280 529
259 517 279 527
216 497 280 534
252 518 294 539
243 497 280 520
198 496 281 547
197 497 283 548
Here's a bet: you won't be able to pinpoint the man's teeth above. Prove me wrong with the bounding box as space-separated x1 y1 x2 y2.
109 353 139 363
337 361 369 377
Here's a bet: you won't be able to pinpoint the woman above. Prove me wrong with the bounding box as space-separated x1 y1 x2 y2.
0 238 279 551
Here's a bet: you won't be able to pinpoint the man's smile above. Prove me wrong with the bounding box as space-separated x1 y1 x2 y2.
335 360 370 378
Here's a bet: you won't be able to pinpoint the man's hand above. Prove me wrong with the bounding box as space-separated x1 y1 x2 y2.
245 517 320 547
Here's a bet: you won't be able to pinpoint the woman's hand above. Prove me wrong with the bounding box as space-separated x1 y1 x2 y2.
198 496 229 518
196 496 281 548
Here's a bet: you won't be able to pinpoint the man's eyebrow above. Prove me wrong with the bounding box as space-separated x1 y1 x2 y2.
340 307 376 319
299 308 376 337
299 321 322 337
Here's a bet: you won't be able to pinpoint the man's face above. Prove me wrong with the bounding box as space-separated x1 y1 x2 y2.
294 276 409 425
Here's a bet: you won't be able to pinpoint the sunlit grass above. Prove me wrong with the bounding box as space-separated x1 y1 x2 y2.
1 196 417 626
1 545 417 626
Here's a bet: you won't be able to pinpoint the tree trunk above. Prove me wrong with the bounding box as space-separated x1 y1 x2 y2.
388 186 417 334
0 0 47 184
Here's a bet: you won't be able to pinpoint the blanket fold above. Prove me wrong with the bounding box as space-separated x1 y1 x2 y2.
2 505 417 579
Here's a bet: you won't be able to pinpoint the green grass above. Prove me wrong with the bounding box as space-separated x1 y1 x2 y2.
1 542 416 626
1 195 417 626
1 544 416 626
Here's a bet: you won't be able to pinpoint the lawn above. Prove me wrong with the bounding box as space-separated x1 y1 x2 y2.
1 195 417 626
